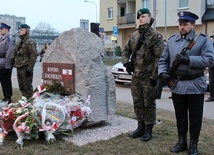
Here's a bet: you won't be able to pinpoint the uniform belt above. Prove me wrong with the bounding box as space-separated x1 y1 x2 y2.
173 73 204 81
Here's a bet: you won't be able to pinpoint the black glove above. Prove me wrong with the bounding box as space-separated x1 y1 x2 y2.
11 58 14 67
123 62 134 75
160 73 171 83
26 70 32 78
175 54 190 64
150 78 157 87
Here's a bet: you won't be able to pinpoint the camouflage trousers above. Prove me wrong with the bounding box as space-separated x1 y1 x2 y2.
131 76 156 124
17 65 33 99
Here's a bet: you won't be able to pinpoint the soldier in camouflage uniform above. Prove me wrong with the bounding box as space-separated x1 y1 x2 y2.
0 22 14 104
122 8 164 142
11 24 37 99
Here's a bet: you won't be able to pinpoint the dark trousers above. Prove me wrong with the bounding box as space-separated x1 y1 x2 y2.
172 93 204 139
0 68 12 99
208 66 214 97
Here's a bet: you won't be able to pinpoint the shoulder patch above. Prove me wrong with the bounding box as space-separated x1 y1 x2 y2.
30 41 34 44
157 34 163 39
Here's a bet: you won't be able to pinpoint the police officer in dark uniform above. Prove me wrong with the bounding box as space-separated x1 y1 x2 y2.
0 22 14 104
11 24 37 99
158 11 214 155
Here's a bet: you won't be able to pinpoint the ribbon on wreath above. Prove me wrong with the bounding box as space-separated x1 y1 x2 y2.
32 85 46 98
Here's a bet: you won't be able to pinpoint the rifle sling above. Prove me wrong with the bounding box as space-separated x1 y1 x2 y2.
131 26 148 61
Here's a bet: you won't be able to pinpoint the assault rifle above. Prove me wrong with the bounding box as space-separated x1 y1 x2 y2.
168 32 201 88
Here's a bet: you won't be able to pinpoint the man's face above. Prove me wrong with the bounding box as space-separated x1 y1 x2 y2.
0 28 8 36
178 21 195 36
138 14 151 26
19 28 27 35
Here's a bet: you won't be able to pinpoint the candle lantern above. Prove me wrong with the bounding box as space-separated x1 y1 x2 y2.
0 128 4 145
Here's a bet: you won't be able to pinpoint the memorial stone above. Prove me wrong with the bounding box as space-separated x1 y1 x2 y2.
42 28 116 123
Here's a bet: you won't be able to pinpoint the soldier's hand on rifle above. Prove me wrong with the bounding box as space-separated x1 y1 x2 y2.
175 54 190 64
124 62 134 75
160 73 171 83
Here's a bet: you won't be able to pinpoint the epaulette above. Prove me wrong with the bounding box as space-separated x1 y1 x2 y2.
168 34 176 40
28 38 35 44
199 33 206 37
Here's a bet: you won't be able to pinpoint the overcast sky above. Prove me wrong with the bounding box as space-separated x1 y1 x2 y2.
0 0 100 32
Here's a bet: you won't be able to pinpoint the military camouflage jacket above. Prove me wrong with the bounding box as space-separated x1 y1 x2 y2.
122 24 164 80
11 34 37 71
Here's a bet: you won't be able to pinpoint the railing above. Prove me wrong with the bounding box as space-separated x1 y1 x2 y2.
117 13 135 25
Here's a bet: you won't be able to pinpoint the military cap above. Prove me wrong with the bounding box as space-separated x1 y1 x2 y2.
177 11 199 22
210 34 214 38
137 8 151 19
0 22 11 29
19 24 30 29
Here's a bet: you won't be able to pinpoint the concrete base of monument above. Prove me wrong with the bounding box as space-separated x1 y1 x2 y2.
62 114 137 146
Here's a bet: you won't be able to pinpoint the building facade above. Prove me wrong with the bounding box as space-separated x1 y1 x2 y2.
0 14 25 41
100 0 214 52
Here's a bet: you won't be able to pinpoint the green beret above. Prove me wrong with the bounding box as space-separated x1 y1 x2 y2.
19 24 30 29
137 8 151 19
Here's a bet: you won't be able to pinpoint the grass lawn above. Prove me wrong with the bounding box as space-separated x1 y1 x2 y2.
0 88 214 155
103 57 122 66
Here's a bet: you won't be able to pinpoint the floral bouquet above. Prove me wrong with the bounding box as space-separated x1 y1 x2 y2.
0 85 91 147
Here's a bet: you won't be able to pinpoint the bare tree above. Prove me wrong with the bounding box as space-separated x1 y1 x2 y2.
31 22 60 36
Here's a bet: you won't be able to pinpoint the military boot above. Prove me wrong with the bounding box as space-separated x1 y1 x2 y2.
7 96 12 104
140 124 154 142
170 135 187 153
189 138 199 155
128 120 145 138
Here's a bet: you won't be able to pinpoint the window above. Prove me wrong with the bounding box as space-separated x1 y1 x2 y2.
108 7 113 19
121 7 125 17
179 0 188 8
142 0 150 9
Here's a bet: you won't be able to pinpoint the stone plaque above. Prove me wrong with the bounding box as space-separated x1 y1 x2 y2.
42 62 75 94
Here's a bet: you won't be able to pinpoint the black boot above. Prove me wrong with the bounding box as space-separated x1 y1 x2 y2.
128 120 145 138
189 138 199 155
140 124 154 142
170 136 187 153
7 97 12 104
